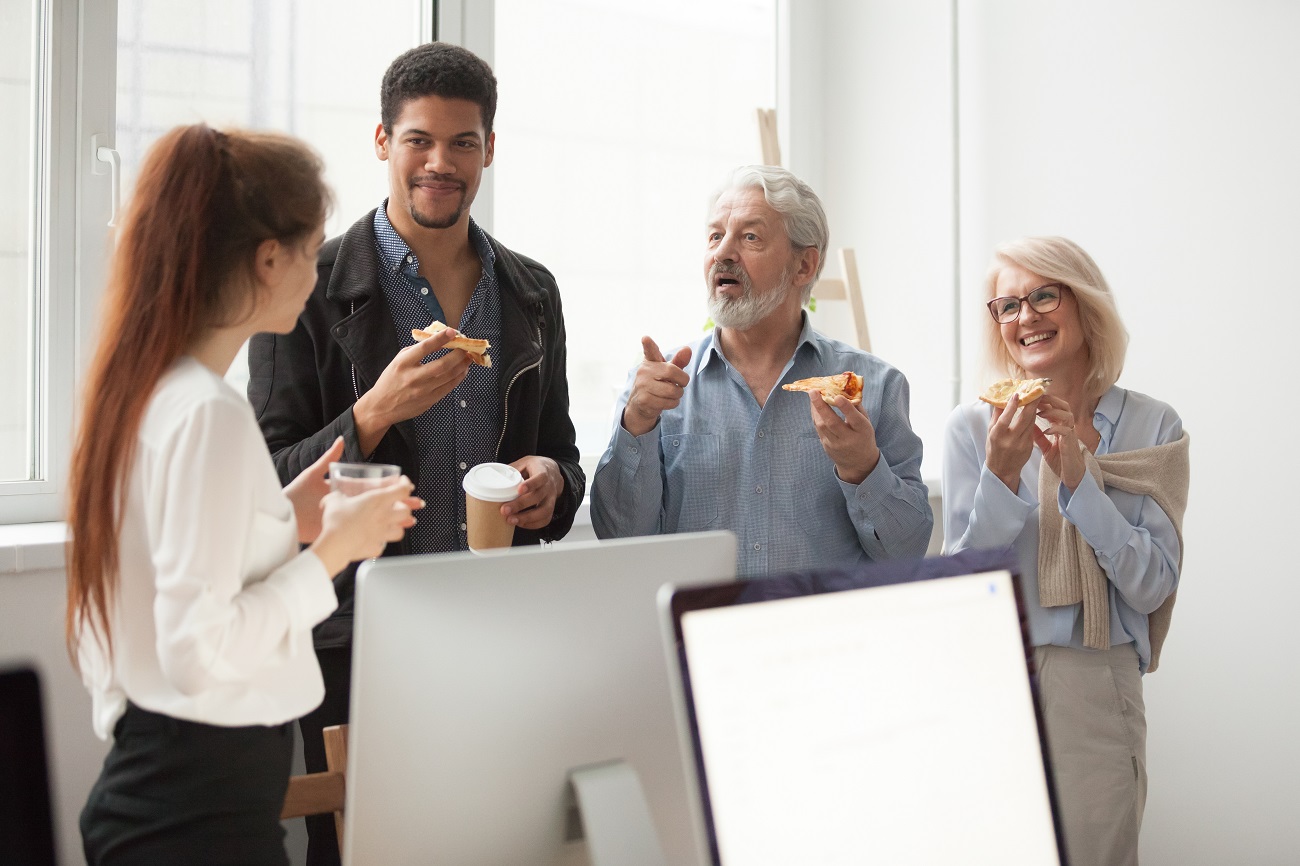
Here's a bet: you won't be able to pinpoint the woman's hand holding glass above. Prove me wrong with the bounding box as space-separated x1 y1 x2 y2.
289 439 423 576
309 477 419 576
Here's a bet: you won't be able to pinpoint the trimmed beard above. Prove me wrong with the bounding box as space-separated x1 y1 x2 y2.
407 178 469 229
707 262 794 331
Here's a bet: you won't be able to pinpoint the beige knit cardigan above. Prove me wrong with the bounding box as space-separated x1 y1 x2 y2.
1037 432 1190 672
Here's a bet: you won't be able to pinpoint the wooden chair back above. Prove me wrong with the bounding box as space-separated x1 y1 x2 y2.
281 724 349 850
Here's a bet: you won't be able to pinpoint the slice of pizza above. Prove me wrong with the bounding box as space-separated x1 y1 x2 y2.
781 371 864 405
978 377 1051 408
410 320 493 367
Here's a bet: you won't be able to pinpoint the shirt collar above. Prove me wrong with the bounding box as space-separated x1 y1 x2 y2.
794 310 820 356
372 201 495 276
1093 385 1125 447
699 310 817 373
699 329 723 372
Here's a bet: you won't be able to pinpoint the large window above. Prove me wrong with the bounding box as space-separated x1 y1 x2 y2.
3 0 781 525
116 0 432 395
2 0 431 525
115 0 429 239
0 0 77 524
493 0 778 466
0 0 37 486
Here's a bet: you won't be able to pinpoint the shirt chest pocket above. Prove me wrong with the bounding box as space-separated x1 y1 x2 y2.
663 433 721 531
789 436 844 543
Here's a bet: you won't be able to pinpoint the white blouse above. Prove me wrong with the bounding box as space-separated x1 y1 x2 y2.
79 357 337 739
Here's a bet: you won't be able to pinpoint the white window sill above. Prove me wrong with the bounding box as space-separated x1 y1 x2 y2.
0 507 595 575
0 522 69 574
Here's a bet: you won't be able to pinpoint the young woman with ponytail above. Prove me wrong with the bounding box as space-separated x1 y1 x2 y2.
68 124 419 866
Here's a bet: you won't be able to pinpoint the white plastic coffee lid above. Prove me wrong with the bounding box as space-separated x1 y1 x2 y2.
462 462 524 502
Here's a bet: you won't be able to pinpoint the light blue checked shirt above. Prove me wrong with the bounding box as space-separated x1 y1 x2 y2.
590 315 933 577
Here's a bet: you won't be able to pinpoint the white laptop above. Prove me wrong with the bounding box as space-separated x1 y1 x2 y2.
660 549 1065 866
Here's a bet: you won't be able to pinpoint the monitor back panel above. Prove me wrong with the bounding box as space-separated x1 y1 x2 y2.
345 532 736 866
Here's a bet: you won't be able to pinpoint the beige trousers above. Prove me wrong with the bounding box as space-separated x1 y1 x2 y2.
1034 643 1147 866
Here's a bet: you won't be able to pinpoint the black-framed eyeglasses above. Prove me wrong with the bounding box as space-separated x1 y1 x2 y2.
986 283 1067 324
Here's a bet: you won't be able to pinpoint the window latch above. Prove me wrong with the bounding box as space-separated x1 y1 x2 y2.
90 134 121 228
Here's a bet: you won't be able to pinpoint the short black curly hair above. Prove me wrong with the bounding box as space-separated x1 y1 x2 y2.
380 42 498 136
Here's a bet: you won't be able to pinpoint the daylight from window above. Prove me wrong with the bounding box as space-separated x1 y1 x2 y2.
494 0 777 465
1 0 36 483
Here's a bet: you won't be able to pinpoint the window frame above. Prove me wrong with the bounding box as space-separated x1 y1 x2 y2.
0 0 112 524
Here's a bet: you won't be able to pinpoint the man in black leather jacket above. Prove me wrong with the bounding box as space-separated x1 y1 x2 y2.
247 42 583 866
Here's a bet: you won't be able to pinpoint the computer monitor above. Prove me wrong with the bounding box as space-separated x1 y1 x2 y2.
0 667 58 866
344 532 736 866
662 550 1064 866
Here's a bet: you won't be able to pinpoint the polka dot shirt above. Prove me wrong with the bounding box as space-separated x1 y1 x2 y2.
373 203 503 553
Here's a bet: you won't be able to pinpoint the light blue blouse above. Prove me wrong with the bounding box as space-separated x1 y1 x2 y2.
942 386 1183 673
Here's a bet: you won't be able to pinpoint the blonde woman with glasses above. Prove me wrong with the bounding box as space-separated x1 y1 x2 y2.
942 236 1190 866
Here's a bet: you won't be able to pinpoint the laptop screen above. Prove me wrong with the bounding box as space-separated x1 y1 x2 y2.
667 552 1062 866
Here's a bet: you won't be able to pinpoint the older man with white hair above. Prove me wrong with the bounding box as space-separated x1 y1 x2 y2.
590 166 932 576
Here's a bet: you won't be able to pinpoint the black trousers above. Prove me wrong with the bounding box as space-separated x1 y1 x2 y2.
299 646 352 866
80 703 294 866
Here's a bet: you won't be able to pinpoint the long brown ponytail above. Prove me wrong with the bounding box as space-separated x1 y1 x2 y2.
66 124 329 665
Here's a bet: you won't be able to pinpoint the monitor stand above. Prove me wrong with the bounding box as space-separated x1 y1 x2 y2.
567 761 669 866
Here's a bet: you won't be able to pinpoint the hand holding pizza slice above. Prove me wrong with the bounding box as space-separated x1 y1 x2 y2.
787 370 879 484
978 377 1050 408
411 320 492 367
781 371 864 405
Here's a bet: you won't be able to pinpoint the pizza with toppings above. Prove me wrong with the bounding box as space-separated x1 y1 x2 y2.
781 371 864 405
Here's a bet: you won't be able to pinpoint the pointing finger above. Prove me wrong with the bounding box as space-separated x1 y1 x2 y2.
641 336 665 364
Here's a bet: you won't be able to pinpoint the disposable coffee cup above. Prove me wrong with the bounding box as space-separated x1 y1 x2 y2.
330 462 401 496
462 462 524 552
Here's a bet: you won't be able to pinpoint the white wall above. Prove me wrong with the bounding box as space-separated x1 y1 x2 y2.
814 1 1300 862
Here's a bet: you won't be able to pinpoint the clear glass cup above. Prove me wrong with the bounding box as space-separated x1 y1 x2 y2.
329 462 401 496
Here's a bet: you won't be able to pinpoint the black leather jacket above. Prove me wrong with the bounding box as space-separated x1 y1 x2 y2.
248 210 585 648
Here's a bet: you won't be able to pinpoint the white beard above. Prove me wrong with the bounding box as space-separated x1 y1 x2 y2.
707 263 793 331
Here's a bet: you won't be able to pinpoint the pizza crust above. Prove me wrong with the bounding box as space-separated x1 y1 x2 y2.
978 377 1051 408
